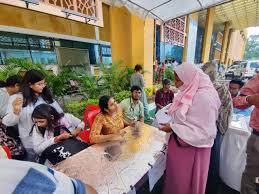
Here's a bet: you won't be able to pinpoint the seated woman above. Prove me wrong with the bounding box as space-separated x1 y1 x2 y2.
31 104 88 164
90 95 125 144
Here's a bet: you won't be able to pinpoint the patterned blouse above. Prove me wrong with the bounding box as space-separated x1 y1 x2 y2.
214 82 233 134
90 108 124 143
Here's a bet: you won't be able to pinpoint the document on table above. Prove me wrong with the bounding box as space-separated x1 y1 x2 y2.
155 109 172 128
148 153 167 191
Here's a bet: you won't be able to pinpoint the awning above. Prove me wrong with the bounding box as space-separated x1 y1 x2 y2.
105 0 232 21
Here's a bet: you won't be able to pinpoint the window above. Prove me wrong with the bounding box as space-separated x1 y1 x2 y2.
0 31 56 65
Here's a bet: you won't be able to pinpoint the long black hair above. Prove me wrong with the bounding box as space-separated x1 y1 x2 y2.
0 75 22 88
21 70 53 107
31 104 64 137
99 95 112 114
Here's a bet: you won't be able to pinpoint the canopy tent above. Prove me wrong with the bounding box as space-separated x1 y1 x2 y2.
104 0 232 21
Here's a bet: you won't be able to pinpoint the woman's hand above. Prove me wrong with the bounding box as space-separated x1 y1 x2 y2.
55 132 72 142
159 123 172 133
12 97 23 115
71 127 82 137
111 134 126 142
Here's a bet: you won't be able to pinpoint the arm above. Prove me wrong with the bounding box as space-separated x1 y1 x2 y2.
233 74 259 109
89 115 120 144
119 101 130 126
63 114 85 137
246 94 259 107
216 85 233 134
2 95 22 126
32 127 55 155
139 75 145 88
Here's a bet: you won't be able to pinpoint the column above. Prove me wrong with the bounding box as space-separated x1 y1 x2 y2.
202 7 215 63
110 6 154 86
220 22 230 64
183 13 198 63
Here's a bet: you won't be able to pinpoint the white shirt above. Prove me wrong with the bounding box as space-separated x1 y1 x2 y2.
2 93 63 149
0 159 76 194
32 113 84 155
0 88 9 118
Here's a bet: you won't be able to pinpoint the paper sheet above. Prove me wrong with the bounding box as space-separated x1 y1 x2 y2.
155 109 172 128
148 153 167 191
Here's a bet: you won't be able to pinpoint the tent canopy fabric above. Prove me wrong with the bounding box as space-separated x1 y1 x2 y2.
105 0 231 21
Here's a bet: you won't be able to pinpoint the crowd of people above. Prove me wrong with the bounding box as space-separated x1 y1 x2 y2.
0 62 258 194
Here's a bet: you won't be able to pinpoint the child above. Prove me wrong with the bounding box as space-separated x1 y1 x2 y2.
31 104 86 156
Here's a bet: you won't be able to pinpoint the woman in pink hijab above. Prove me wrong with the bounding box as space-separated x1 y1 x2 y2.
160 62 221 194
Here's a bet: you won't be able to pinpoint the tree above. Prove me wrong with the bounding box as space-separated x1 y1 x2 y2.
244 35 259 60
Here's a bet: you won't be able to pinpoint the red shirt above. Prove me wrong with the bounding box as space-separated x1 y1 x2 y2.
155 89 174 108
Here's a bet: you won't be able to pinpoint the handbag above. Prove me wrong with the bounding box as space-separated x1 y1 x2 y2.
39 125 89 165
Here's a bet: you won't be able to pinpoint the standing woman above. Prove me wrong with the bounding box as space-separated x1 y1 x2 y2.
130 64 150 121
160 63 221 194
202 61 232 194
2 70 63 161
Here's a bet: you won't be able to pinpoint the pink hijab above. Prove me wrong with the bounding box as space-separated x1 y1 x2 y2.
168 62 221 147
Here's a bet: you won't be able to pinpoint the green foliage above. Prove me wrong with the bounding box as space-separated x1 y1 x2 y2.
113 90 130 103
78 74 103 99
0 58 135 102
46 67 83 97
0 58 46 81
0 64 21 81
63 99 99 119
164 68 175 81
100 61 134 95
244 35 259 60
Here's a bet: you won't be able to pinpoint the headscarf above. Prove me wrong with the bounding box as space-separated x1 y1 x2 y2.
168 62 221 147
202 61 233 134
168 62 216 120
201 61 218 82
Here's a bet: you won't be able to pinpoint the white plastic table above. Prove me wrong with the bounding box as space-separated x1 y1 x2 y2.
220 115 251 191
53 123 167 194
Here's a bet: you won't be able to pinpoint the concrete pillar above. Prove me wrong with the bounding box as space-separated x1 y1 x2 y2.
183 13 198 63
224 28 233 66
202 8 215 63
110 6 154 86
220 22 230 64
143 18 154 87
220 22 230 63
182 15 189 62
